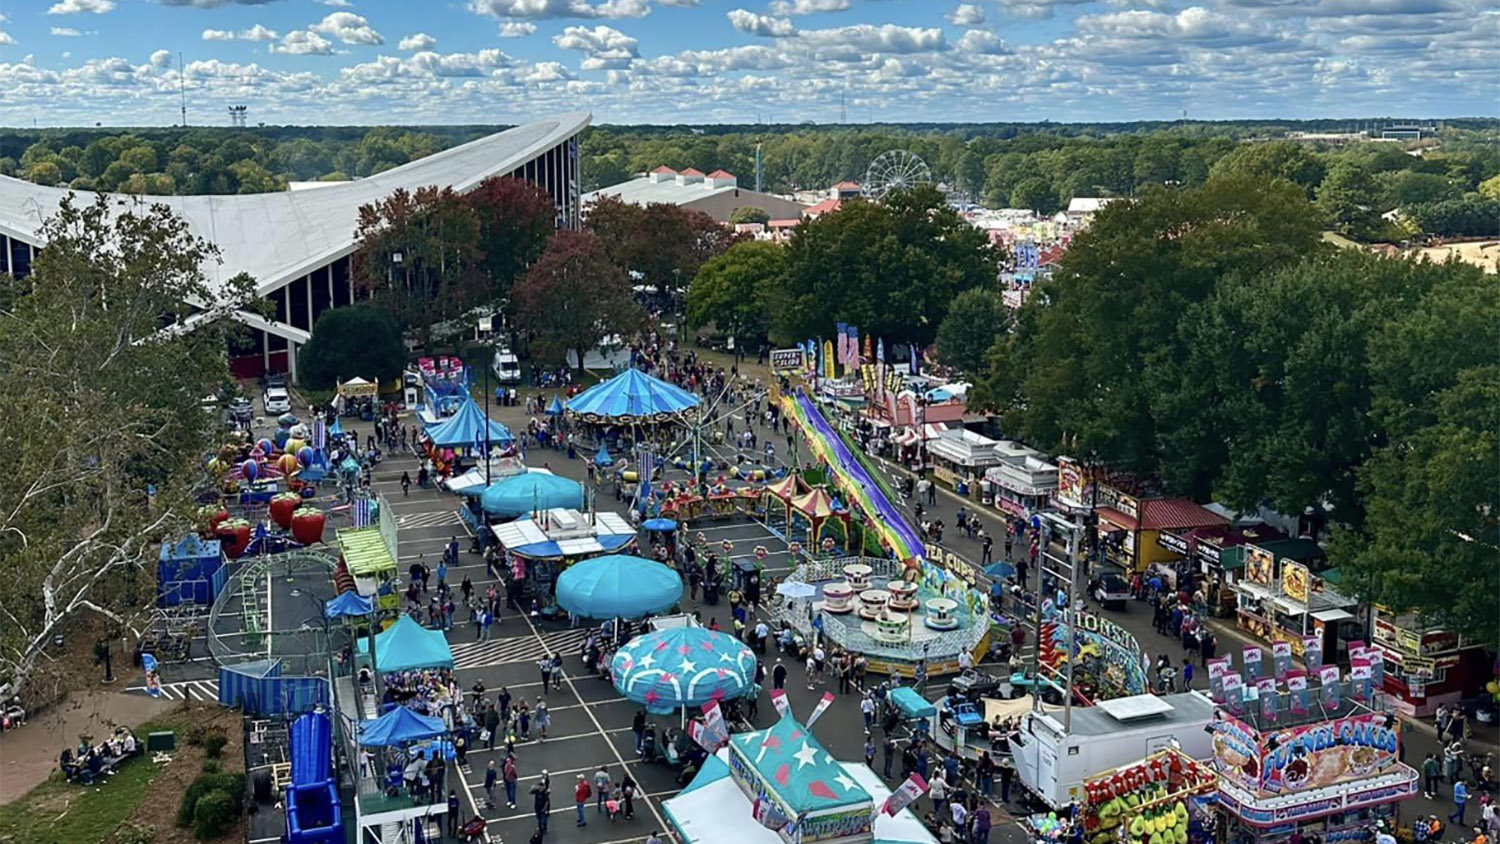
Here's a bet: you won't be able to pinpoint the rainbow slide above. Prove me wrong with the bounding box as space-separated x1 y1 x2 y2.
783 390 926 563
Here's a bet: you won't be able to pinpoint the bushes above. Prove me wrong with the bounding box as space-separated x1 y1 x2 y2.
178 772 245 837
115 822 156 844
192 792 238 840
202 732 228 759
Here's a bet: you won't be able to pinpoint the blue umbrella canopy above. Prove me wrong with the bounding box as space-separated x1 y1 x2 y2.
480 472 584 517
546 395 565 415
611 627 756 714
984 562 1016 580
358 706 446 747
642 518 677 532
427 398 514 449
566 368 701 422
327 418 345 438
594 444 614 467
556 555 683 619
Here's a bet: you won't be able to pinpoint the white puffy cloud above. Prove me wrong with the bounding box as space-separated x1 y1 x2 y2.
991 0 1092 19
47 0 114 13
205 24 279 41
202 28 235 40
728 9 797 35
796 23 947 52
318 0 354 6
946 3 986 25
340 49 512 81
310 12 384 45
272 30 335 55
399 32 437 51
468 0 650 19
0 29 14 45
51 26 84 35
498 21 538 36
555 25 641 70
956 28 1008 52
149 49 172 67
769 0 850 14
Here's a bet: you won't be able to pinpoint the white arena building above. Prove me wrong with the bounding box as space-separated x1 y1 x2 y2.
0 112 590 381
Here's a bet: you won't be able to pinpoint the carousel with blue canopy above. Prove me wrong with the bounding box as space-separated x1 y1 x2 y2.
476 471 584 518
567 368 702 423
611 626 756 714
555 554 683 620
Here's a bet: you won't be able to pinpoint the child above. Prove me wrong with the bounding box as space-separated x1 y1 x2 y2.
519 705 532 740
605 786 622 822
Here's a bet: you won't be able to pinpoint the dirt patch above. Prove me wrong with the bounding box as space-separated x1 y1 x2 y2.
110 705 247 844
0 690 178 805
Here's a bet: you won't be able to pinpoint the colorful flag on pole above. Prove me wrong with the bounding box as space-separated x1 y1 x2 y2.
806 692 835 728
876 337 886 364
311 417 326 450
849 325 860 368
870 773 928 824
1319 665 1342 709
1287 669 1309 714
700 700 730 748
637 448 653 505
142 653 163 698
835 323 849 368
1272 641 1292 680
864 333 873 364
769 688 791 718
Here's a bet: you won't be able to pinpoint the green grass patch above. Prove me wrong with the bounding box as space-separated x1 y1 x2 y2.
0 719 177 844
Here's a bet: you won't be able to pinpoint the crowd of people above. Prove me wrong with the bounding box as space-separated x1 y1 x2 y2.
59 727 141 785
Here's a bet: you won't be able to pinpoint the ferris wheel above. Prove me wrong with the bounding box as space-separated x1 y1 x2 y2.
863 150 932 200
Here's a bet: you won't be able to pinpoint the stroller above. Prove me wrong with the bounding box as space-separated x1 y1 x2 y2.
456 816 488 843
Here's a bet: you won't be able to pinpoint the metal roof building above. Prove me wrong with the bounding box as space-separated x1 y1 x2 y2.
583 166 807 223
0 112 590 380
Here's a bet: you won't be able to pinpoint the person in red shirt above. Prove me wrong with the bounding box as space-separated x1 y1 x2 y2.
574 774 592 827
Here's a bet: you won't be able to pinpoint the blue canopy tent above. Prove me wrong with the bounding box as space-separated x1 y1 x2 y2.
545 395 565 415
594 444 614 467
642 518 677 532
327 419 345 438
427 399 515 449
219 659 330 717
359 615 454 672
556 555 683 619
480 472 584 518
566 368 701 422
324 591 373 619
612 627 756 716
357 706 447 747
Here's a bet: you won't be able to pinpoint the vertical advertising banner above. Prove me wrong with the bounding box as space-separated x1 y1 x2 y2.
1222 672 1245 715
1303 635 1323 675
1349 659 1372 702
1243 646 1263 681
1320 665 1342 709
1208 657 1230 703
1272 641 1292 680
1257 677 1279 723
1286 670 1309 715
770 688 791 718
1367 648 1385 688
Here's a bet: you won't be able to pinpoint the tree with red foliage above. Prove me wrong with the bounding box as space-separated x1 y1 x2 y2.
466 176 558 303
352 186 483 349
585 196 740 306
513 229 644 372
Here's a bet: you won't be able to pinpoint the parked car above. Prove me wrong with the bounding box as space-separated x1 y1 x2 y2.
228 397 254 425
1090 572 1131 609
263 386 291 415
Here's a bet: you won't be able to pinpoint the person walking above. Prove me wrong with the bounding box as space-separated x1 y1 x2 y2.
501 755 519 809
972 805 992 844
535 697 551 741
531 773 551 836
619 772 637 819
593 766 612 814
999 754 1016 803
1424 753 1442 798
883 733 897 780
930 771 949 821
483 759 498 808
773 659 788 690
864 733 877 768
401 471 411 496
484 705 500 751
1450 780 1470 825
976 751 995 798
447 790 461 837
574 774 592 827
633 709 648 753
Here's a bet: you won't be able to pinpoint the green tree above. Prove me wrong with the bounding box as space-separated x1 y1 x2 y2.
585 198 739 304
728 206 771 225
975 175 1323 474
514 229 644 372
1407 198 1500 237
297 303 406 391
935 289 1007 376
352 186 485 350
24 160 62 187
1478 173 1500 200
1010 177 1058 214
1391 171 1459 206
466 176 558 305
686 240 784 349
772 186 999 347
1316 161 1382 237
0 194 251 697
1209 141 1326 196
955 149 986 198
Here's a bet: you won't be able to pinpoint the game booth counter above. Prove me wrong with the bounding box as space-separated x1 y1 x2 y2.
1207 681 1418 844
1367 606 1493 719
664 713 938 844
1035 748 1218 844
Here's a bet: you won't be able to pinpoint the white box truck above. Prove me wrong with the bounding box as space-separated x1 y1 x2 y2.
1012 692 1218 809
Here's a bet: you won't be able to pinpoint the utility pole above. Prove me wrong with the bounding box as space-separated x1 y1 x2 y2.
179 51 187 127
483 353 492 487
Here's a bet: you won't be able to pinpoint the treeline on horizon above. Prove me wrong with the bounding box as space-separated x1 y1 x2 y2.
2 117 1497 238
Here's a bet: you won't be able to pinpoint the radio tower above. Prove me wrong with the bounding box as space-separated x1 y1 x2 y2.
179 51 187 126
228 105 248 128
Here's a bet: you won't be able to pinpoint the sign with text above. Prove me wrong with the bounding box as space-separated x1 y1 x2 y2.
1245 544 1276 586
770 348 806 373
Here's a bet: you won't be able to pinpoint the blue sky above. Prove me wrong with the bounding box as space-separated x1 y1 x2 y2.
0 0 1494 126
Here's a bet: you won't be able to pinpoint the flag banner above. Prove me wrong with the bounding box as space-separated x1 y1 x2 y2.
636 448 653 510
752 794 794 831
871 773 929 824
1367 647 1384 687
823 340 836 379
1303 635 1323 675
1222 672 1244 714
701 700 730 748
1242 645 1262 681
1257 677 1279 722
311 417 326 450
876 337 886 364
908 345 919 375
1349 659 1372 702
1207 657 1230 702
770 688 791 718
836 323 849 368
353 495 373 528
861 364 876 395
1272 641 1292 680
1319 665 1342 709
863 333 873 364
1287 670 1309 714
142 653 163 697
806 692 836 728
849 325 860 368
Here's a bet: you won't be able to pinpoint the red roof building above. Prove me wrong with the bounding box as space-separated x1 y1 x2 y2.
1096 497 1229 572
805 198 843 217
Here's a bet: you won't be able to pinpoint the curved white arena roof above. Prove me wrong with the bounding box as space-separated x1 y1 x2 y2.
0 112 590 301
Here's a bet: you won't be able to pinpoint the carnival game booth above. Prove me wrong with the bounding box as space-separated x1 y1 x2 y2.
925 427 1003 497
1075 748 1219 844
663 712 938 844
984 441 1058 519
1228 541 1358 663
359 615 454 673
1208 691 1417 844
338 525 399 611
1369 607 1491 718
335 376 379 420
414 356 469 424
491 508 636 608
420 398 515 480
